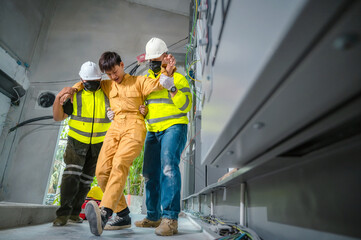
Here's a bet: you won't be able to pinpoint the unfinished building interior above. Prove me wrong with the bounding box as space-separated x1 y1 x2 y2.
0 0 360 239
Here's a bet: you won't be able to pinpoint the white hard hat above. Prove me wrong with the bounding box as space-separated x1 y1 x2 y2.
79 61 102 80
145 37 168 60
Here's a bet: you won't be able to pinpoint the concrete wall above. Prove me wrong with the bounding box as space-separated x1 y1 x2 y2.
0 0 52 202
0 0 52 66
0 202 58 229
0 47 30 90
0 93 11 137
0 0 54 203
0 0 188 204
0 45 31 137
0 84 62 204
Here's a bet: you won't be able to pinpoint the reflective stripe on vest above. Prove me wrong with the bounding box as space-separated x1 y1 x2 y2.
147 113 188 124
179 87 191 93
71 115 111 123
68 89 111 144
146 98 173 105
179 95 190 111
69 126 108 137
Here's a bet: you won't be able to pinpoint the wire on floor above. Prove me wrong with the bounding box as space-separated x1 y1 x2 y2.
185 210 261 240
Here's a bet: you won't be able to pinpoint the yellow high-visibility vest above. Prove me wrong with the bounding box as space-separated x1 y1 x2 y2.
68 88 111 144
145 70 192 132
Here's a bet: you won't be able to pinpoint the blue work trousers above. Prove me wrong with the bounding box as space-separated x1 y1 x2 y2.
143 124 188 220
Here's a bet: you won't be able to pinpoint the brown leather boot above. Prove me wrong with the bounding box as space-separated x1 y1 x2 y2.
134 218 161 228
155 218 178 236
69 215 84 223
53 216 69 226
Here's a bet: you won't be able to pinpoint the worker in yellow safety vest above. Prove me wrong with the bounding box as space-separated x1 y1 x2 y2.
52 61 111 226
133 38 192 236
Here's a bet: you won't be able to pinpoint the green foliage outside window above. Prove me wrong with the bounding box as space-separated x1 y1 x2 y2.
124 148 144 196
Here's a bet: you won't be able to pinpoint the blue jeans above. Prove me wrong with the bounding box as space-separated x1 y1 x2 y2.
143 124 188 220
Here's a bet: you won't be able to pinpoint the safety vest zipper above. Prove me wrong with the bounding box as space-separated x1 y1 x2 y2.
90 92 95 144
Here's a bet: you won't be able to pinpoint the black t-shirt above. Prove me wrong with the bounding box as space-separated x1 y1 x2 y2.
62 99 74 116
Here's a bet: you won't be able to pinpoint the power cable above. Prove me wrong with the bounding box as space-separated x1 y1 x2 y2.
129 63 141 76
22 123 65 127
185 0 198 69
187 60 201 82
168 36 189 49
31 78 80 84
1 89 29 187
11 86 22 105
180 130 201 164
188 211 261 240
8 116 54 133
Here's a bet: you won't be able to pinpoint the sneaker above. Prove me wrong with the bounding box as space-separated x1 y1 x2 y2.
69 215 83 223
53 216 69 226
155 218 178 236
85 201 108 236
104 214 131 230
134 218 161 228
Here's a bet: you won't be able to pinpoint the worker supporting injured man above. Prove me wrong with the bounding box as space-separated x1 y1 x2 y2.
58 51 176 236
136 37 191 236
52 61 111 226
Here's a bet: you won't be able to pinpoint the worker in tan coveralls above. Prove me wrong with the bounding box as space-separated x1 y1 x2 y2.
59 51 176 236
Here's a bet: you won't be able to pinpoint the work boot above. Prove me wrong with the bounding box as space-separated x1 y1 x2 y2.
155 218 178 236
69 215 83 223
53 216 69 226
85 201 109 236
134 218 161 228
104 214 131 230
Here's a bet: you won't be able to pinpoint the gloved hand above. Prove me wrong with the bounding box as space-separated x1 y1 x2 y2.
159 74 175 90
107 107 114 121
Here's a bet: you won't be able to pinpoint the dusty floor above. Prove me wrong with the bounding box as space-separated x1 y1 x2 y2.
0 213 214 240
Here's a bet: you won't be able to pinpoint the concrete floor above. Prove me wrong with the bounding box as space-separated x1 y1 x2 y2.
0 213 214 240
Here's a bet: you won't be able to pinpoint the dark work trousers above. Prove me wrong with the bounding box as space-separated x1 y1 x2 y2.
56 137 103 217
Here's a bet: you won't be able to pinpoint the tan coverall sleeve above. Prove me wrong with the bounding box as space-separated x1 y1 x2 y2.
71 80 112 98
139 65 177 96
72 81 84 91
99 80 112 98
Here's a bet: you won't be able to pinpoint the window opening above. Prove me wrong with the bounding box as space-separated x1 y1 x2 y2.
45 118 69 205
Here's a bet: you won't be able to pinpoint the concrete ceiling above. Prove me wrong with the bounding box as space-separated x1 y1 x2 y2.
0 0 51 65
28 0 190 83
126 0 190 16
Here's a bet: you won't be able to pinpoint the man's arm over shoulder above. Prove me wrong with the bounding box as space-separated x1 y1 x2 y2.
53 89 72 121
137 75 164 97
72 81 83 91
71 80 112 98
100 80 112 97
